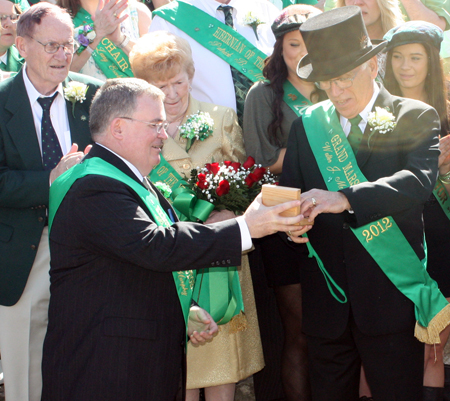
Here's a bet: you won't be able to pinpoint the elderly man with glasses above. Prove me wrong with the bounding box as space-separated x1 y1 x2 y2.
0 3 102 401
279 6 447 401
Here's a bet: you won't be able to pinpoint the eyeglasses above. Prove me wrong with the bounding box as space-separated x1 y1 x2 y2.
27 35 79 54
314 66 362 91
0 14 20 23
120 117 169 134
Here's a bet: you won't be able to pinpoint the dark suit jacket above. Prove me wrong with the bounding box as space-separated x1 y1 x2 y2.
0 69 102 306
41 144 243 401
280 86 440 339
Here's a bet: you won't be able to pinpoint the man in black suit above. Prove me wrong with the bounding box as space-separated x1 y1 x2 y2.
41 78 307 401
0 3 102 401
280 6 445 401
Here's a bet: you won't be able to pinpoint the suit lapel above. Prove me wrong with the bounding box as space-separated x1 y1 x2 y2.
356 85 394 168
4 69 43 170
64 75 91 148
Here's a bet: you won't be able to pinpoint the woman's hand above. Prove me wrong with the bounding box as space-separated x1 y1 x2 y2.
205 209 236 224
438 135 450 175
91 0 128 39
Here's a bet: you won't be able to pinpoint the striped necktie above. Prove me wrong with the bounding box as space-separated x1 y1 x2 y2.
218 5 254 127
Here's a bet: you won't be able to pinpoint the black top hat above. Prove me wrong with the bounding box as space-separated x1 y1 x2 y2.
297 6 387 82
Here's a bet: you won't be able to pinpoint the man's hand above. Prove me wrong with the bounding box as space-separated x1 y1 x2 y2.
49 144 92 184
187 306 218 346
300 189 351 222
243 194 312 242
205 209 236 224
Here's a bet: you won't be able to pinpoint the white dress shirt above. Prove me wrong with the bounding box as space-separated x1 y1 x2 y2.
23 65 72 157
96 143 253 251
340 82 379 136
149 0 279 111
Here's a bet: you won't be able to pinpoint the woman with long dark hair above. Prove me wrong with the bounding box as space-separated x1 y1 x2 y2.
243 5 326 400
384 21 450 401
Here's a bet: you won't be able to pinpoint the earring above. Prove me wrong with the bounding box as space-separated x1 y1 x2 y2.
189 86 192 92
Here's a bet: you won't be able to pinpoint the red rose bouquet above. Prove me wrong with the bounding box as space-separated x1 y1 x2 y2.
186 156 277 214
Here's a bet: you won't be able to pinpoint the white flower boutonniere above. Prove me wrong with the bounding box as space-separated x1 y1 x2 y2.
368 107 396 134
241 11 265 41
179 111 214 152
64 81 89 118
154 181 172 198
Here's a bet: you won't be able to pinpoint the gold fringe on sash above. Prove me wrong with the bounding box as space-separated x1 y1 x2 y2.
228 311 248 334
414 303 450 344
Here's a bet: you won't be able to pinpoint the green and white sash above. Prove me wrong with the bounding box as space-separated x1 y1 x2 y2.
301 100 450 344
149 155 244 325
73 9 134 79
49 157 193 327
153 1 266 83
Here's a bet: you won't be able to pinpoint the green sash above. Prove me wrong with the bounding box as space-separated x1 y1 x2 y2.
282 80 312 116
73 9 134 79
48 157 193 328
0 46 23 73
433 179 450 220
149 155 244 325
153 1 266 83
302 100 450 344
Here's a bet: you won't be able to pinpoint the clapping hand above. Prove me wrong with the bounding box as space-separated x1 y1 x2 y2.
439 134 450 175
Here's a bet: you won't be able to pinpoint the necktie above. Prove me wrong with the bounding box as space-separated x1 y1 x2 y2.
218 5 254 127
37 93 63 170
348 115 363 155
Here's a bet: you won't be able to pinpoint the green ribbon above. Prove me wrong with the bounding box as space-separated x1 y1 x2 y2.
48 157 194 329
302 100 449 341
149 154 214 222
282 82 347 303
153 1 267 83
149 154 244 325
73 8 134 79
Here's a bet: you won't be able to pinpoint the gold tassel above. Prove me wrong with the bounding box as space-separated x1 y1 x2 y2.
228 311 248 334
414 303 450 344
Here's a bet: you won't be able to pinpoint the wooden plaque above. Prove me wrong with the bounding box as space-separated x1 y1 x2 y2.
261 184 312 225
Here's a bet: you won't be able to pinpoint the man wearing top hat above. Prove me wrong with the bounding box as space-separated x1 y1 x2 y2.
280 6 447 400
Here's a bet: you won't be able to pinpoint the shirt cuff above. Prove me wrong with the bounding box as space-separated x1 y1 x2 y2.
236 215 252 252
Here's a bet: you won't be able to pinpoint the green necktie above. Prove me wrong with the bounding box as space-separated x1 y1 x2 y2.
218 5 253 127
348 115 363 155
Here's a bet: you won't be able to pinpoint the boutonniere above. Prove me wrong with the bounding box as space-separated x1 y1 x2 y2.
154 181 172 198
179 111 214 152
74 24 96 55
241 12 265 41
368 107 396 134
64 81 89 118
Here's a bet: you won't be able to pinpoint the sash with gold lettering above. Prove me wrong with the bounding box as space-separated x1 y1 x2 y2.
73 9 134 79
432 179 450 220
302 100 450 344
153 1 266 83
149 155 245 326
48 157 193 328
282 80 312 116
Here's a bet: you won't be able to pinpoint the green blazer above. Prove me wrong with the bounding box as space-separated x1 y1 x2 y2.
0 46 24 73
0 69 102 306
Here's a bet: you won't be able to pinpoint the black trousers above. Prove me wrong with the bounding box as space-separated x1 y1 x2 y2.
306 313 423 401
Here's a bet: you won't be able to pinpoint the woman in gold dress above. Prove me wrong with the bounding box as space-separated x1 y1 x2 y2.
130 31 264 401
